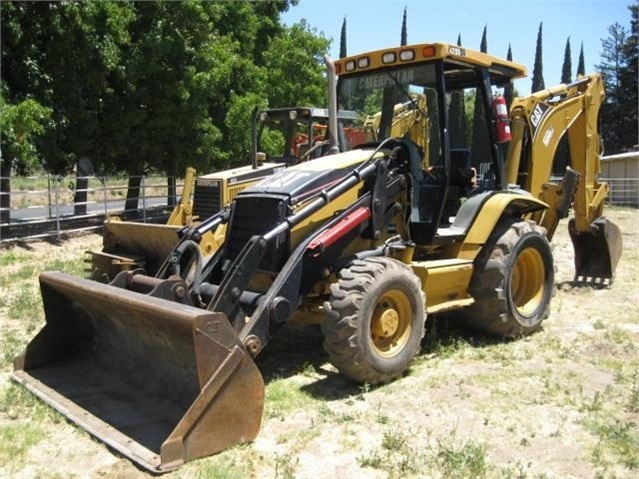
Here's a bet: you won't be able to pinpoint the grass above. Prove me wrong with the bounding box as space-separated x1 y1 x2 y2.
588 416 639 470
0 422 46 467
0 207 637 478
358 428 490 479
264 376 317 420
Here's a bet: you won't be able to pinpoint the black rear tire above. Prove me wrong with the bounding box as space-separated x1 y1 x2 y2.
322 257 426 384
461 220 555 338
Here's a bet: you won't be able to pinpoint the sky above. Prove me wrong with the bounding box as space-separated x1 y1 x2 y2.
282 0 633 92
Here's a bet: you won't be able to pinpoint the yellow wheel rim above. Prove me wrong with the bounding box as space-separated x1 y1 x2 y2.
511 247 545 317
370 289 411 357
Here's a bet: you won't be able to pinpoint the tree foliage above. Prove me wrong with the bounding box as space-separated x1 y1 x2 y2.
1 1 135 174
561 37 572 84
577 42 586 76
532 23 545 92
401 7 407 46
504 44 515 108
339 16 347 58
0 0 327 179
448 35 467 149
471 26 491 165
597 4 638 152
0 94 52 175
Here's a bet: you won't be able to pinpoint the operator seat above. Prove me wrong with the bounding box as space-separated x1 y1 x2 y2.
444 149 476 220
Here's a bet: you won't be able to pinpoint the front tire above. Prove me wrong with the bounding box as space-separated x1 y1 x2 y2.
462 220 555 338
322 257 426 384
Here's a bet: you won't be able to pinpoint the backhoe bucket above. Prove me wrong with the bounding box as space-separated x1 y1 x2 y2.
569 217 622 285
12 271 264 473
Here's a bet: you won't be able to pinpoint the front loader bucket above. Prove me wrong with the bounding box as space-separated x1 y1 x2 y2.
568 217 622 285
88 221 182 280
12 271 264 473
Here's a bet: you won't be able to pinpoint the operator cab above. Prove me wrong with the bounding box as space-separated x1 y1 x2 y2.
334 42 525 244
252 107 360 166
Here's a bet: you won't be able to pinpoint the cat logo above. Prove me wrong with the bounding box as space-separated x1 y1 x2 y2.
530 103 550 139
531 105 544 127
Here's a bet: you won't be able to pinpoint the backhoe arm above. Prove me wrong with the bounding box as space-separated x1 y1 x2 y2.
504 74 621 283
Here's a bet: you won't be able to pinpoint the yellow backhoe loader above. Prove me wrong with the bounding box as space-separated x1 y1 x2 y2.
13 42 621 472
363 92 429 154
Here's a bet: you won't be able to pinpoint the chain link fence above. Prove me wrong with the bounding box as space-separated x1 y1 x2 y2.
0 174 182 244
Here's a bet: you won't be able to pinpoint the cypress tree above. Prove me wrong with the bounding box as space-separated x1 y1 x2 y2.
449 34 467 148
339 17 347 58
555 38 573 174
561 37 572 83
531 23 545 92
425 88 441 165
471 26 491 168
401 7 407 46
480 24 487 53
504 44 515 108
577 42 585 76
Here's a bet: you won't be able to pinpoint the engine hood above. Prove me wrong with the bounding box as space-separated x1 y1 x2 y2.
239 149 378 205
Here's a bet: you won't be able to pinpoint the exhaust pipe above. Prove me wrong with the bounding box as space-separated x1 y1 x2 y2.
324 54 340 155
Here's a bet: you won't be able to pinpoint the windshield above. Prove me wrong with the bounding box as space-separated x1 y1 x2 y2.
337 62 444 165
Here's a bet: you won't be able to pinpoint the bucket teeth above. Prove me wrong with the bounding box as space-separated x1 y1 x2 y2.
569 217 622 286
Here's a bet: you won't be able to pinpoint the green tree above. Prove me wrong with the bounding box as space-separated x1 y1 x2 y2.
471 26 491 166
222 20 330 165
1 1 134 214
261 20 330 111
1 1 135 175
532 23 545 92
340 16 347 58
0 94 52 225
504 44 515 108
555 38 573 175
577 42 586 76
561 37 572 83
597 21 629 150
1 0 325 213
425 88 441 165
619 4 638 150
448 35 467 149
598 4 638 152
401 7 407 46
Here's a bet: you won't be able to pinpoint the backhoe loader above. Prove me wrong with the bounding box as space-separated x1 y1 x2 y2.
87 107 360 281
13 42 621 472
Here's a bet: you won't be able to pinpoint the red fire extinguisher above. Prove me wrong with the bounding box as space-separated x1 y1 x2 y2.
492 95 511 143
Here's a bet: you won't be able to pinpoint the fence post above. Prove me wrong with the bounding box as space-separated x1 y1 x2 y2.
47 174 53 219
142 175 147 223
54 176 61 242
102 176 108 216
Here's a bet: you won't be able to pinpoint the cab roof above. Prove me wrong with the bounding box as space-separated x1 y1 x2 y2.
334 42 527 87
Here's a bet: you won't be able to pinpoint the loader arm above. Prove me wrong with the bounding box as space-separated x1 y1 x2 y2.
202 142 404 355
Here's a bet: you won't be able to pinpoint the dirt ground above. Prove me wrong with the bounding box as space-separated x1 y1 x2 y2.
0 206 637 479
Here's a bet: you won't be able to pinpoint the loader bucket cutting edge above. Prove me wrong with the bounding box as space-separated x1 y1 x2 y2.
11 271 265 473
568 217 622 285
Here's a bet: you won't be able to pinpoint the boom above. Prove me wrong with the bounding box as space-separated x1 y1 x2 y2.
505 74 621 282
